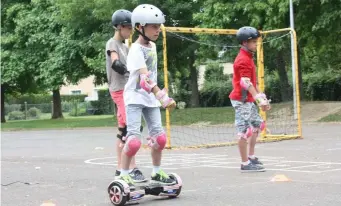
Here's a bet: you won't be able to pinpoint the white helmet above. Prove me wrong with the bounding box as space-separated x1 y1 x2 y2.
131 4 166 27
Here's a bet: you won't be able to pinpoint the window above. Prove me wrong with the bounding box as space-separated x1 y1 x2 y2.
71 90 81 95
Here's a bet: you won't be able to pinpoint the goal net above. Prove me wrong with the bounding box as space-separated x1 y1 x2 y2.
159 26 302 149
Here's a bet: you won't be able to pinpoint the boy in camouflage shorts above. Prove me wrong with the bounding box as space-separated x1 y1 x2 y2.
229 26 271 172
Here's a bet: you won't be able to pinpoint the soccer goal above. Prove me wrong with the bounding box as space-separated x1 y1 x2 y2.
160 26 302 149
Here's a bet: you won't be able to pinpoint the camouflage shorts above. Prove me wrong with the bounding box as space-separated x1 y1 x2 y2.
231 100 263 134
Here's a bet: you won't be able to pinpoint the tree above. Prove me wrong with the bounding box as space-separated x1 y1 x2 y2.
2 0 95 119
194 0 294 101
56 0 204 107
1 0 40 122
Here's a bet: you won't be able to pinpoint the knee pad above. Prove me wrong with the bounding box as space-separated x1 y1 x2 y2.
147 132 167 151
117 126 127 142
123 136 141 157
252 121 266 134
238 127 253 140
260 121 266 131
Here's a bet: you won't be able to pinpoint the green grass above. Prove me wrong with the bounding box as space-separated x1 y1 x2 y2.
163 107 234 126
1 107 235 131
318 109 341 122
1 115 118 131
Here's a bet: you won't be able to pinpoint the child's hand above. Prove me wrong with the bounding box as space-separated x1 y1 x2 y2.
255 93 271 110
260 104 271 111
156 88 176 110
166 100 176 111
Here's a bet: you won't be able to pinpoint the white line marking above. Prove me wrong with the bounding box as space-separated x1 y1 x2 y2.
327 148 341 151
261 168 321 173
320 168 341 173
280 163 329 170
276 160 341 165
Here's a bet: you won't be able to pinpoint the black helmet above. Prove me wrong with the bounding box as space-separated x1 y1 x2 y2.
236 26 260 44
112 9 132 27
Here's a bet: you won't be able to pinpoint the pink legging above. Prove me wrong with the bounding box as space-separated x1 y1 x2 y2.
110 90 126 127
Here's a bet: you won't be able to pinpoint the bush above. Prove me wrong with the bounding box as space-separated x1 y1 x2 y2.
264 71 282 103
4 103 22 115
199 62 232 107
69 107 88 116
62 101 73 112
203 62 228 83
96 89 114 115
27 107 41 119
303 70 341 101
177 101 186 109
200 80 232 107
5 93 87 104
68 101 92 116
8 111 25 120
172 89 191 107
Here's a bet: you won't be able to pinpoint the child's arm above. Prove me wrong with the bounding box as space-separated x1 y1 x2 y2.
239 63 270 110
139 68 176 109
108 51 127 75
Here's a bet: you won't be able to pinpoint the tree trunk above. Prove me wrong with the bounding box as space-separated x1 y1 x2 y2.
189 52 199 107
1 85 6 123
52 89 63 119
276 50 291 102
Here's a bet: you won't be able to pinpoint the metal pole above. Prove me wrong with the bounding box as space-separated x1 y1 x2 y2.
290 0 298 119
161 24 172 149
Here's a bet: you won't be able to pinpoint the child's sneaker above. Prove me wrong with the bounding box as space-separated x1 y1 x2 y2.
151 169 176 185
249 157 263 165
114 170 121 180
114 168 147 183
129 168 147 183
118 175 135 190
241 162 265 173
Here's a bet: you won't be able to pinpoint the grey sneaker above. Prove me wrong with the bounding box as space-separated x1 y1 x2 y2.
249 157 263 165
129 168 147 183
241 163 265 173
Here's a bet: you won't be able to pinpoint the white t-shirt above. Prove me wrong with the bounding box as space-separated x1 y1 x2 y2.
124 42 161 107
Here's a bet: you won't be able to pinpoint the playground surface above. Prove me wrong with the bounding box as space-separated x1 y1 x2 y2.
2 123 341 206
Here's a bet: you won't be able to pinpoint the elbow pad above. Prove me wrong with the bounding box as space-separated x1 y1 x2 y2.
240 77 253 90
140 73 156 93
111 60 127 75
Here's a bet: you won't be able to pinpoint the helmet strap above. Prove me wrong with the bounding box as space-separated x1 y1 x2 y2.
241 45 255 55
135 25 152 43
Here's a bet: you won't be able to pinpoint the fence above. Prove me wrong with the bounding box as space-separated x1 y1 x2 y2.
4 101 117 121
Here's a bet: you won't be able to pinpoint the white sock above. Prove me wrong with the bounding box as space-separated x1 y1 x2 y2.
128 168 134 173
249 155 256 159
152 166 160 174
242 160 250 166
120 169 130 176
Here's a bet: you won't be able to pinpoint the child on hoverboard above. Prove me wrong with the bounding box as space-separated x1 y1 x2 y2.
118 4 177 188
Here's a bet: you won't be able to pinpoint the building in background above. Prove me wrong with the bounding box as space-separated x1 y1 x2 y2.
59 75 107 101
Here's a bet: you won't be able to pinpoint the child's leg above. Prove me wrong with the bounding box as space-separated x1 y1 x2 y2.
249 103 265 162
142 107 164 168
231 101 252 163
121 104 143 176
110 91 137 171
142 107 175 185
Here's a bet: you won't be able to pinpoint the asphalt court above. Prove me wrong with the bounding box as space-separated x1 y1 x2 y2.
85 153 341 173
2 123 341 206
